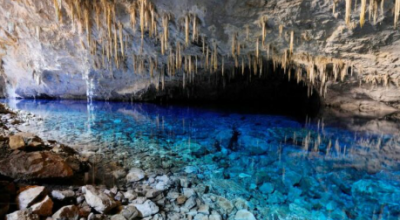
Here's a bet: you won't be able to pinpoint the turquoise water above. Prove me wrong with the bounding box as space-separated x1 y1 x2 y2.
3 99 400 220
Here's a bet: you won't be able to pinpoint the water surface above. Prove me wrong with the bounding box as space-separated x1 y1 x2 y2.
3 99 400 220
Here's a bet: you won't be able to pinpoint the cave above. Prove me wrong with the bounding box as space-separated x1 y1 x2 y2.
1 0 400 220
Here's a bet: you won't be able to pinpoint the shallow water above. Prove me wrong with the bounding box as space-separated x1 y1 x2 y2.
3 99 400 220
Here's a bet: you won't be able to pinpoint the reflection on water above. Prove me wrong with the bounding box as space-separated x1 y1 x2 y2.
3 99 400 220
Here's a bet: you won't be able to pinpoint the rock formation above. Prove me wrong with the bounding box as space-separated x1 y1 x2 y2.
0 0 399 116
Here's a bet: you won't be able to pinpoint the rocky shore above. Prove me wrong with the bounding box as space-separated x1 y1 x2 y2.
0 103 257 220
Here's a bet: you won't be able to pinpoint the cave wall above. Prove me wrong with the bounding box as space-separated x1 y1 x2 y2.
0 0 400 116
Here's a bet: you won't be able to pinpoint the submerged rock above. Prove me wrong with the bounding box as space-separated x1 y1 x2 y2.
83 185 117 214
0 151 73 180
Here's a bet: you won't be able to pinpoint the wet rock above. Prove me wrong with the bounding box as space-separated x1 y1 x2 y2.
0 151 73 179
133 200 159 217
6 209 40 220
51 189 75 201
31 196 54 216
234 210 256 220
82 185 117 214
110 214 127 220
8 135 25 150
17 186 46 210
52 205 79 220
126 168 145 182
121 205 139 220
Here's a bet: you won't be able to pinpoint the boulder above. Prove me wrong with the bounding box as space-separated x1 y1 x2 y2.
31 195 53 216
234 210 257 220
133 200 159 217
6 209 40 220
0 151 73 180
82 185 117 213
126 168 145 182
52 205 79 220
17 186 46 210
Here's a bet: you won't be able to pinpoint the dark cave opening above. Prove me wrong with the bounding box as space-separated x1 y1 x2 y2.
152 60 321 118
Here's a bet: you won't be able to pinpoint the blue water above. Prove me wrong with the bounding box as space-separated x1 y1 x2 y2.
3 99 400 220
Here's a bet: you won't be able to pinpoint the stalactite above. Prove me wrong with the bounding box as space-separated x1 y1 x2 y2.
140 0 145 39
231 33 236 57
119 22 124 57
202 36 205 55
256 38 259 60
289 31 294 54
130 4 137 29
373 0 378 24
192 14 198 41
369 0 373 21
53 0 62 23
279 25 283 38
395 0 400 28
185 15 190 46
360 0 367 27
346 0 352 26
84 8 90 44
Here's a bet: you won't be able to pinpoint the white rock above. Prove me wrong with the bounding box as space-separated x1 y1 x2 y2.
52 205 79 220
234 209 256 220
133 200 159 217
82 185 117 213
126 168 145 182
17 186 46 210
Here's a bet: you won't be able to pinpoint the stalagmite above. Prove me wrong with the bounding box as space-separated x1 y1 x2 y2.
345 0 352 26
360 0 367 27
